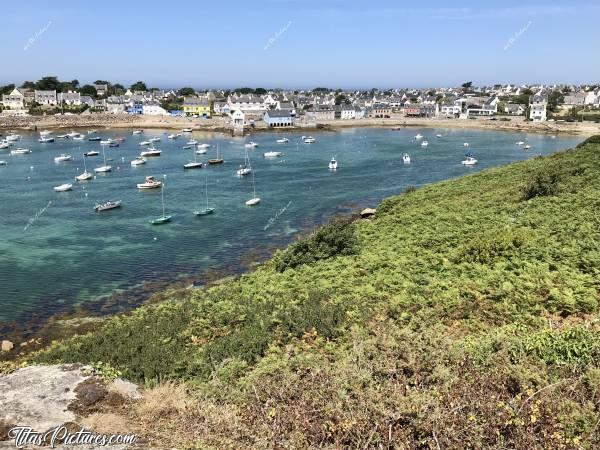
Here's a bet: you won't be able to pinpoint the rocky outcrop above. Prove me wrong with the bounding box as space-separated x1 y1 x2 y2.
360 208 376 218
0 341 13 353
0 365 142 449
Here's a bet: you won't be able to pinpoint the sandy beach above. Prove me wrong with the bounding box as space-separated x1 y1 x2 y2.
1 112 599 136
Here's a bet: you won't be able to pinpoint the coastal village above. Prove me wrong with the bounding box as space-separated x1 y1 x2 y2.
1 79 600 132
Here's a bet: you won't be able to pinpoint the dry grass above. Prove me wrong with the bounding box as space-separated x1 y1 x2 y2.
136 382 190 420
81 412 130 434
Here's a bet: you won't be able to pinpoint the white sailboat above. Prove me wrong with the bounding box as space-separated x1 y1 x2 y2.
149 179 172 225
76 153 93 181
184 148 203 169
237 150 252 176
421 140 429 147
245 141 259 148
276 137 289 144
194 176 215 216
403 153 411 164
94 146 112 173
263 151 283 157
245 169 260 206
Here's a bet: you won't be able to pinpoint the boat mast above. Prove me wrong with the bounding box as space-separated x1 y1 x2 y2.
205 176 209 209
161 182 166 218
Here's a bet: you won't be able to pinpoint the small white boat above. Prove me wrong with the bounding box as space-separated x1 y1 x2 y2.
54 154 72 162
328 157 338 170
167 134 177 139
39 130 53 137
94 146 111 172
53 183 73 192
237 165 252 176
197 143 211 149
414 134 423 140
516 141 525 146
187 139 198 145
184 149 203 169
403 153 411 164
72 134 84 141
523 144 531 150
421 140 429 147
276 137 289 144
463 142 470 147
67 131 80 138
87 130 98 135
137 175 162 189
132 130 143 135
245 141 259 148
0 141 10 149
245 160 260 205
436 134 443 138
140 148 161 157
0 160 7 166
149 137 161 143
303 136 316 144
76 171 93 181
94 200 121 212
263 151 283 157
6 134 20 142
551 135 556 139
196 148 207 154
237 150 252 176
10 148 30 155
39 136 55 143
182 128 193 133
84 151 99 157
131 156 147 166
139 141 151 146
184 161 204 169
462 156 478 166
56 134 69 139
100 139 114 145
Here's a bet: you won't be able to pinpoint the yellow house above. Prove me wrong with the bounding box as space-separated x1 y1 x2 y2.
183 96 211 117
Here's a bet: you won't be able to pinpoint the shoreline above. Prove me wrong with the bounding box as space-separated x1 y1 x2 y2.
2 113 599 136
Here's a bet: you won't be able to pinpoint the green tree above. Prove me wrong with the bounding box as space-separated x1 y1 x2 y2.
462 81 473 89
236 87 254 94
110 84 126 95
254 88 267 95
0 84 15 95
80 84 98 97
36 76 60 91
178 87 195 96
21 81 36 89
130 81 147 92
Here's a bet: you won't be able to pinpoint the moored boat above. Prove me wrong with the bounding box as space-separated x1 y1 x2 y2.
137 175 162 189
94 200 122 211
263 151 283 157
10 148 30 155
131 156 147 166
53 183 73 192
54 154 72 162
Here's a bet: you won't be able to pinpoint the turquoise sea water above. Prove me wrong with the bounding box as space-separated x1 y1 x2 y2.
0 127 582 327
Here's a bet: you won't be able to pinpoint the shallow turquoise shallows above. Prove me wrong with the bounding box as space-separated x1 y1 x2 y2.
0 128 582 325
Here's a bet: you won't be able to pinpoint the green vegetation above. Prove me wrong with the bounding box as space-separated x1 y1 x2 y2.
34 139 600 448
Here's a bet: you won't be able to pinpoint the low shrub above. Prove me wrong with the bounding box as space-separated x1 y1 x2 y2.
454 228 532 264
275 218 359 272
521 164 561 200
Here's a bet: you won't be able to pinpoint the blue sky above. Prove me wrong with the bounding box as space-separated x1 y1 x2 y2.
1 0 598 89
